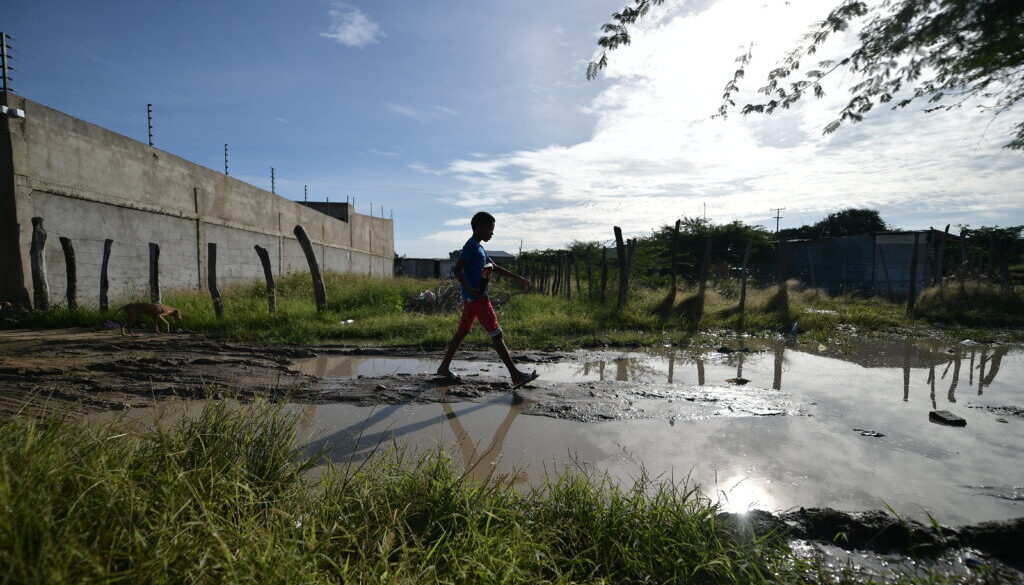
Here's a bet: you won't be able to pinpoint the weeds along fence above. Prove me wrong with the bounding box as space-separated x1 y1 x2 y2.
514 224 777 324
24 216 331 316
514 223 1023 322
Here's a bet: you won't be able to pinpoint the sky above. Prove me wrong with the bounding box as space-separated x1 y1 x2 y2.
6 0 1024 257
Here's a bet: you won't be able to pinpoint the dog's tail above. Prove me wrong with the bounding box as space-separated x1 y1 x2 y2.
111 304 127 318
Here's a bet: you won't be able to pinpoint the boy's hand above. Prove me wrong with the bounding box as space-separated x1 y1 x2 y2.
470 288 483 298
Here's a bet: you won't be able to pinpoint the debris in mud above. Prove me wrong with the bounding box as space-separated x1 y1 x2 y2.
852 428 885 437
967 404 1024 420
929 410 967 427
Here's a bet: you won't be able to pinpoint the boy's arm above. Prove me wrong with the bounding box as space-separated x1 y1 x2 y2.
453 259 481 298
493 264 531 291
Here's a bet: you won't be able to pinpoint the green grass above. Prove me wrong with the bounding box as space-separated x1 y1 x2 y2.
0 401 960 584
6 273 1021 348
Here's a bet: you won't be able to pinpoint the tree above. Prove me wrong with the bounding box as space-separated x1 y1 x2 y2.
588 0 1024 150
778 207 888 240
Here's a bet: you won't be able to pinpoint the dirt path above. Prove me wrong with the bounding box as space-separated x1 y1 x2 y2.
0 328 325 417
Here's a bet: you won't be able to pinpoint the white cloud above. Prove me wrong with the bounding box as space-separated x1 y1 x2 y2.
368 148 401 157
321 4 383 48
385 102 459 122
428 0 1024 252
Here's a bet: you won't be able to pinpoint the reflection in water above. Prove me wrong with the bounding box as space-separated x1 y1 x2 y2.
289 340 1012 411
441 399 529 485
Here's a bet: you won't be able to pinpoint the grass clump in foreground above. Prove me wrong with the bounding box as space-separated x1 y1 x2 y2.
0 403 958 584
8 272 1020 347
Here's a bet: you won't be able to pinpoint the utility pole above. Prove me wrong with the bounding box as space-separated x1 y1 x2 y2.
223 144 229 175
304 185 308 203
270 167 275 194
770 207 785 234
0 33 12 94
147 104 153 146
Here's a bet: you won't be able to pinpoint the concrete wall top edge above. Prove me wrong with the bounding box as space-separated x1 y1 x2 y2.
9 93 389 241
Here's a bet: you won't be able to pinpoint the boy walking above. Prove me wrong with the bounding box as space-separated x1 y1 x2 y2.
437 211 539 389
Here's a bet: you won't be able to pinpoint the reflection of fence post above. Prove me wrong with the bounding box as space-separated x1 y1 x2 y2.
254 245 277 314
294 225 327 312
906 233 920 315
695 235 711 320
614 227 628 310
59 236 77 310
738 240 752 327
149 243 161 303
207 243 224 318
30 217 49 310
100 239 113 312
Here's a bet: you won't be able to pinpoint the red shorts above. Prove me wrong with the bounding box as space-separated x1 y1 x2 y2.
458 298 502 336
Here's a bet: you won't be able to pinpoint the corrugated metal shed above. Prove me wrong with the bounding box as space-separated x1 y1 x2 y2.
755 230 947 296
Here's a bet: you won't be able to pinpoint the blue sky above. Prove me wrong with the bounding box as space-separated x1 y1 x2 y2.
7 0 1024 257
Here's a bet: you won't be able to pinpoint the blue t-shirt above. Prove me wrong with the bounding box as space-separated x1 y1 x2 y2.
459 237 490 300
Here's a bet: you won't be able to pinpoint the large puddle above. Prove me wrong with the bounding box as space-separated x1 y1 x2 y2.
104 338 1024 526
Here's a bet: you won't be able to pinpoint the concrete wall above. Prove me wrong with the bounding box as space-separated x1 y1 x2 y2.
0 93 393 307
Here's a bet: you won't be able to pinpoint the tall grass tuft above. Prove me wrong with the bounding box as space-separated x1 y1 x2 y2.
915 281 1024 326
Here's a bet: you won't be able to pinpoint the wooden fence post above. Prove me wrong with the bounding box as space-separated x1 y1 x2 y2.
59 236 77 310
958 228 968 280
695 235 711 320
30 217 49 310
934 224 949 288
573 254 580 298
906 233 920 315
877 245 893 301
149 242 161 303
600 247 608 303
668 219 681 306
207 242 224 318
738 240 752 327
615 227 628 310
100 239 113 312
586 252 593 300
566 253 573 300
254 245 277 314
775 239 788 315
806 249 816 289
294 225 327 312
841 258 847 295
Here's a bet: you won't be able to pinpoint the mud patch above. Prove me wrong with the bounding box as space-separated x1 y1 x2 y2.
0 328 323 417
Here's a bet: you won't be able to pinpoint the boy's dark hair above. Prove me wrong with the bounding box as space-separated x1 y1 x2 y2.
471 211 495 230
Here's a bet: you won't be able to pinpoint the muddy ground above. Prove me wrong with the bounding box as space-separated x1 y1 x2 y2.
0 328 805 423
2 327 1023 577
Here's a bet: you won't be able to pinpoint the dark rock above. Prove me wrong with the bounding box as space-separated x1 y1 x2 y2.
929 410 967 427
853 428 885 437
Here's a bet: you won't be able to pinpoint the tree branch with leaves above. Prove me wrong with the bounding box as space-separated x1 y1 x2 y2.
588 0 1024 149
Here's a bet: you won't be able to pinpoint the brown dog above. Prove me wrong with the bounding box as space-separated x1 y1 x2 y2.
113 302 183 336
